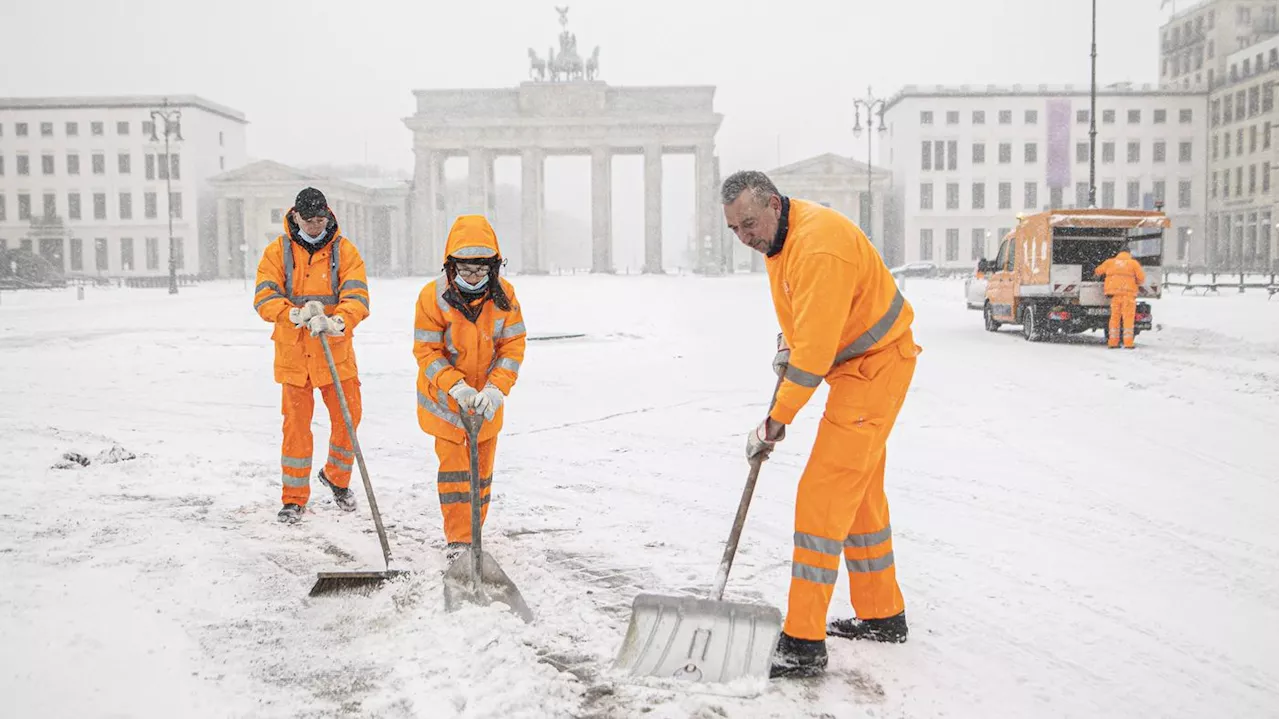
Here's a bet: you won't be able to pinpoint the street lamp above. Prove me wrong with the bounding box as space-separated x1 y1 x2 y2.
853 86 888 246
149 99 183 295
1088 0 1099 207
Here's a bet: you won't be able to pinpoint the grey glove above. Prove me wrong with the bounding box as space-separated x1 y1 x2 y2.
746 418 786 460
772 332 790 378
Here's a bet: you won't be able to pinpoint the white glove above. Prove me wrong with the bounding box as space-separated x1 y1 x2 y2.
306 313 345 337
746 418 786 461
302 300 326 321
471 383 505 420
772 332 791 378
288 307 305 328
448 380 480 411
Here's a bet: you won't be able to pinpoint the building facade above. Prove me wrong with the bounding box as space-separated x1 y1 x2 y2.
1159 0 1278 89
0 95 248 278
879 84 1208 270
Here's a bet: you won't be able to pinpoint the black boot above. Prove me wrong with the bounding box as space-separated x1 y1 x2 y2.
827 611 908 643
317 470 357 512
277 503 305 524
769 633 828 679
444 542 469 563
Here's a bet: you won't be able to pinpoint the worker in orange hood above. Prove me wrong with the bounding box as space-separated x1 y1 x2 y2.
722 170 921 679
1093 247 1146 349
253 187 371 523
413 215 527 562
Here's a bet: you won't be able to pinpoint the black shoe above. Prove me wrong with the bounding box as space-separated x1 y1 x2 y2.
277 503 305 524
769 633 828 679
827 611 908 643
445 542 469 563
317 470 357 512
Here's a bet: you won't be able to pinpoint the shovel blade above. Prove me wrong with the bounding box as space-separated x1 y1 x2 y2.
612 592 782 684
442 549 534 623
308 570 409 598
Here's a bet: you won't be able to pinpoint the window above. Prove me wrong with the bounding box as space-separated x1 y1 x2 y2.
947 141 957 170
1127 141 1141 163
919 229 934 260
946 110 959 125
1103 109 1115 124
1076 181 1089 207
999 110 1012 124
1236 167 1243 196
67 154 80 175
1249 165 1257 194
91 121 103 136
1224 169 1230 196
1154 109 1167 124
1025 109 1038 124
1178 179 1192 208
945 229 960 261
116 121 129 135
172 237 185 270
1127 180 1140 208
120 237 135 271
971 229 986 260
93 193 106 220
40 122 53 137
920 183 934 209
1128 109 1141 124
1211 171 1219 197
146 238 160 270
999 143 1011 163
920 111 934 125
1211 100 1220 127
1179 141 1192 162
998 182 1012 209
1050 187 1063 207
41 154 54 175
934 141 945 171
972 110 985 124
169 192 183 219
170 154 181 180
0 195 5 222
16 155 29 176
972 182 985 210
1024 143 1038 163
972 143 986 164
42 193 56 218
1251 125 1258 152
15 122 28 136
145 154 156 180
1264 162 1271 193
1237 90 1246 119
119 192 132 220
1265 83 1275 112
92 153 105 175
118 153 131 174
1249 86 1260 116
1179 108 1193 124
1154 141 1167 162
0 156 3 176
1077 142 1090 163
219 131 225 146
1237 128 1244 155
1102 181 1115 207
1212 134 1219 159
1102 142 1115 163
1024 182 1038 209
18 194 31 220
66 122 78 136
1153 180 1166 203
946 183 959 210
145 192 157 219
1266 121 1273 149
142 121 155 138
95 238 109 272
69 238 83 271
1076 109 1089 124
68 193 81 220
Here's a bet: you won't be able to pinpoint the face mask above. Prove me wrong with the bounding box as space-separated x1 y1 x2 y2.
298 229 325 244
455 274 489 291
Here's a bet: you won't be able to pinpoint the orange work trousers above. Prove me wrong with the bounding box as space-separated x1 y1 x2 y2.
1108 294 1137 348
784 333 920 641
435 435 496 544
280 378 361 506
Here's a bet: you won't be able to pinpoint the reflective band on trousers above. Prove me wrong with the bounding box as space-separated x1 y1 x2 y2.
281 236 341 306
845 525 895 574
783 289 907 388
845 525 892 549
437 470 493 505
792 530 842 585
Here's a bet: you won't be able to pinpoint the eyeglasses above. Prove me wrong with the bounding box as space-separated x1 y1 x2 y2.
455 264 488 278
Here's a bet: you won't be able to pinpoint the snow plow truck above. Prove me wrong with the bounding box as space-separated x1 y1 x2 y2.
979 208 1168 342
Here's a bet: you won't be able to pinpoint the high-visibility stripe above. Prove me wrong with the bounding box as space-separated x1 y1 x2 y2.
495 357 520 373
845 525 892 549
832 290 905 366
417 390 463 428
255 293 288 310
256 281 283 294
499 321 526 339
340 280 368 292
438 492 492 506
326 456 353 472
281 473 310 488
281 455 312 469
451 245 496 258
845 551 895 574
328 443 354 459
791 561 838 584
415 329 443 343
794 531 843 556
784 364 824 388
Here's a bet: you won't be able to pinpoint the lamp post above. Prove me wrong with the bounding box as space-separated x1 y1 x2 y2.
852 86 888 245
149 99 183 295
1088 0 1098 207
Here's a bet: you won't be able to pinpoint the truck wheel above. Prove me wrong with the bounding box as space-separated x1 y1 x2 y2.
984 302 1000 332
1022 305 1043 342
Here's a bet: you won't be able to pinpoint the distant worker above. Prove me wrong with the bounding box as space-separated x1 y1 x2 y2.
1093 246 1146 349
721 170 921 679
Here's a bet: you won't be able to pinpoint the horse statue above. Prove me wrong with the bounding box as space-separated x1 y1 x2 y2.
585 46 600 81
527 47 546 81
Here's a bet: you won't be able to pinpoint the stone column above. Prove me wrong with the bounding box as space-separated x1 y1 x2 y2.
643 143 664 274
591 146 614 273
467 148 490 216
412 148 441 275
485 154 497 219
216 196 230 278
387 204 400 275
521 147 546 274
694 142 718 273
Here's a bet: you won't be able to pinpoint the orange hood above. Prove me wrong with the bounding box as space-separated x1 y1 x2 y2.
443 215 501 263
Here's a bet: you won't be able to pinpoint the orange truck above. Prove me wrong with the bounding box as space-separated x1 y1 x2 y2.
980 209 1167 342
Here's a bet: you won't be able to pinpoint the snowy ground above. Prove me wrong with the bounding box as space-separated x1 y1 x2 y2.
1 274 1276 719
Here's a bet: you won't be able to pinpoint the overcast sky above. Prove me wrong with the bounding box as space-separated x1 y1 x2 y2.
1 0 1181 268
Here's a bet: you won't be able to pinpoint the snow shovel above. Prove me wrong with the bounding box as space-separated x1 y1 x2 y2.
612 379 785 685
441 407 534 622
308 332 408 597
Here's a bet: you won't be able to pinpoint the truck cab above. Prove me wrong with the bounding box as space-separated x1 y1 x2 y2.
981 209 1167 342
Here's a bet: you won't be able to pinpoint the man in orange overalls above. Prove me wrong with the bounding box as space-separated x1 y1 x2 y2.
1094 246 1146 349
722 170 921 679
253 187 370 523
412 215 527 562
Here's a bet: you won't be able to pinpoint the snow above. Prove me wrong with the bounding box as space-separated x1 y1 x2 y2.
1 275 1276 718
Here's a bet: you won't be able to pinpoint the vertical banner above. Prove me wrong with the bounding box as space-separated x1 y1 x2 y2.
1045 98 1072 190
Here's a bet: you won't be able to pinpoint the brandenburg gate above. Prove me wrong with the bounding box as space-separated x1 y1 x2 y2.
404 8 726 274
